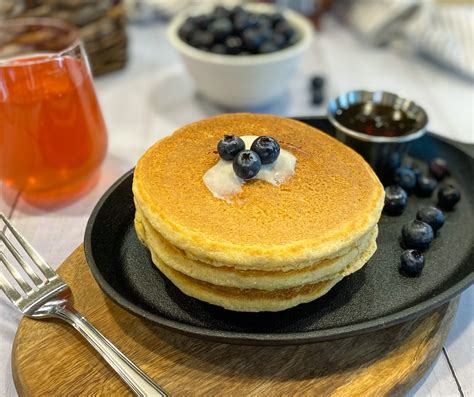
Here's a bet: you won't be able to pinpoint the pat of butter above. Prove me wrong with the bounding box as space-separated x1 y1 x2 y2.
203 135 296 201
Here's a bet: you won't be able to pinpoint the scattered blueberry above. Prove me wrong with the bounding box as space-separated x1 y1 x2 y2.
217 135 245 161
402 220 434 250
311 90 324 106
406 164 423 181
250 136 280 164
233 150 262 179
400 250 425 277
384 185 408 215
429 158 449 180
415 175 437 197
416 207 445 232
311 76 325 90
394 167 417 193
387 153 402 174
438 184 461 210
178 6 298 55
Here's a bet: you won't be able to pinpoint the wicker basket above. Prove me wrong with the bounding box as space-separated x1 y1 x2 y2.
16 0 128 76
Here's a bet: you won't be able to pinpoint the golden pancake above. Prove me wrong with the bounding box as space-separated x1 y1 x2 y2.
133 113 384 270
135 206 378 290
145 238 376 312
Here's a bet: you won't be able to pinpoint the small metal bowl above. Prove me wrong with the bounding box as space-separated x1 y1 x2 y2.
328 90 429 183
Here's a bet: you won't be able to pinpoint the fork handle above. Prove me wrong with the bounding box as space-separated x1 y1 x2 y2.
53 305 169 396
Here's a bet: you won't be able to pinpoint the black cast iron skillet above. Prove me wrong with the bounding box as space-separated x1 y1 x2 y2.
84 117 474 345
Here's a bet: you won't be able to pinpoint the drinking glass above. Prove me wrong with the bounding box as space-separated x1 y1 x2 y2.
0 18 107 203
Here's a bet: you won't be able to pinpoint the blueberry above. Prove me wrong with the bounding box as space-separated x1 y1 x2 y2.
233 150 262 179
271 33 287 49
384 185 408 215
311 76 325 90
224 35 243 54
233 13 257 33
400 250 425 277
213 5 230 19
416 207 445 232
274 20 295 40
189 30 215 49
393 166 417 193
210 43 227 54
288 35 299 46
217 135 245 161
379 153 402 185
311 90 324 106
250 136 280 164
255 15 272 30
429 158 449 180
230 5 246 21
410 166 423 182
415 175 437 197
257 27 273 42
438 184 461 210
270 12 285 27
208 18 233 42
402 220 434 250
258 41 278 54
242 28 266 52
192 14 213 30
178 21 195 42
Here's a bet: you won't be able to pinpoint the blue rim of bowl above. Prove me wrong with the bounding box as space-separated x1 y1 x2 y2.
327 90 429 144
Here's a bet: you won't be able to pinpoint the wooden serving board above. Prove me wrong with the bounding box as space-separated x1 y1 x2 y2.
12 246 458 396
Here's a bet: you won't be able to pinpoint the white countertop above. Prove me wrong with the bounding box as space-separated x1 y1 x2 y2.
0 18 472 396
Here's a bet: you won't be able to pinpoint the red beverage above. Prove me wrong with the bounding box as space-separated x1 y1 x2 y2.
0 55 107 197
0 19 107 203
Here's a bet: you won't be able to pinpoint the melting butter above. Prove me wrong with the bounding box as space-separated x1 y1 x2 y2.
203 135 296 201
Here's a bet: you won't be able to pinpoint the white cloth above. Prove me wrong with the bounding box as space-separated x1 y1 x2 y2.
335 0 474 79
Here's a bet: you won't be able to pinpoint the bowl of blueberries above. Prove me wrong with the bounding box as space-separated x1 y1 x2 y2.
168 3 313 109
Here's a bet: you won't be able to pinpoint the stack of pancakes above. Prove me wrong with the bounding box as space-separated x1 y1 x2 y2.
133 114 384 312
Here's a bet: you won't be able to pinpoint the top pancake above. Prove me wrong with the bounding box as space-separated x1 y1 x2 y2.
133 113 384 269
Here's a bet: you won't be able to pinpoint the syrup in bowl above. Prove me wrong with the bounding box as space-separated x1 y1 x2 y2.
334 103 419 138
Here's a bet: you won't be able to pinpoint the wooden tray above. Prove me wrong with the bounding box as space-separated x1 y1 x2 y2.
12 246 457 396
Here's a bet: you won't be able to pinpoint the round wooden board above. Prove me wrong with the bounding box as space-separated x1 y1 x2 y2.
12 246 458 397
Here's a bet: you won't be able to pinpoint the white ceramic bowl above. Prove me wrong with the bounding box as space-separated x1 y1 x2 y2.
168 3 313 109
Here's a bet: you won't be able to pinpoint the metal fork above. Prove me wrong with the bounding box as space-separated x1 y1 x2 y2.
0 213 169 397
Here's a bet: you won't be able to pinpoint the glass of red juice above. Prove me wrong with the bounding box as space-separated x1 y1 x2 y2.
0 18 107 205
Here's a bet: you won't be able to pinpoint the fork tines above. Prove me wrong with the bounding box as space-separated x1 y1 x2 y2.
0 213 67 312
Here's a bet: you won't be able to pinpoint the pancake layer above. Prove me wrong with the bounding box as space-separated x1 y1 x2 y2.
135 207 378 291
133 113 384 270
137 222 377 312
133 113 384 311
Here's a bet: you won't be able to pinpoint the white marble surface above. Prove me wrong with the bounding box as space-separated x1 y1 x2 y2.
0 17 473 396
